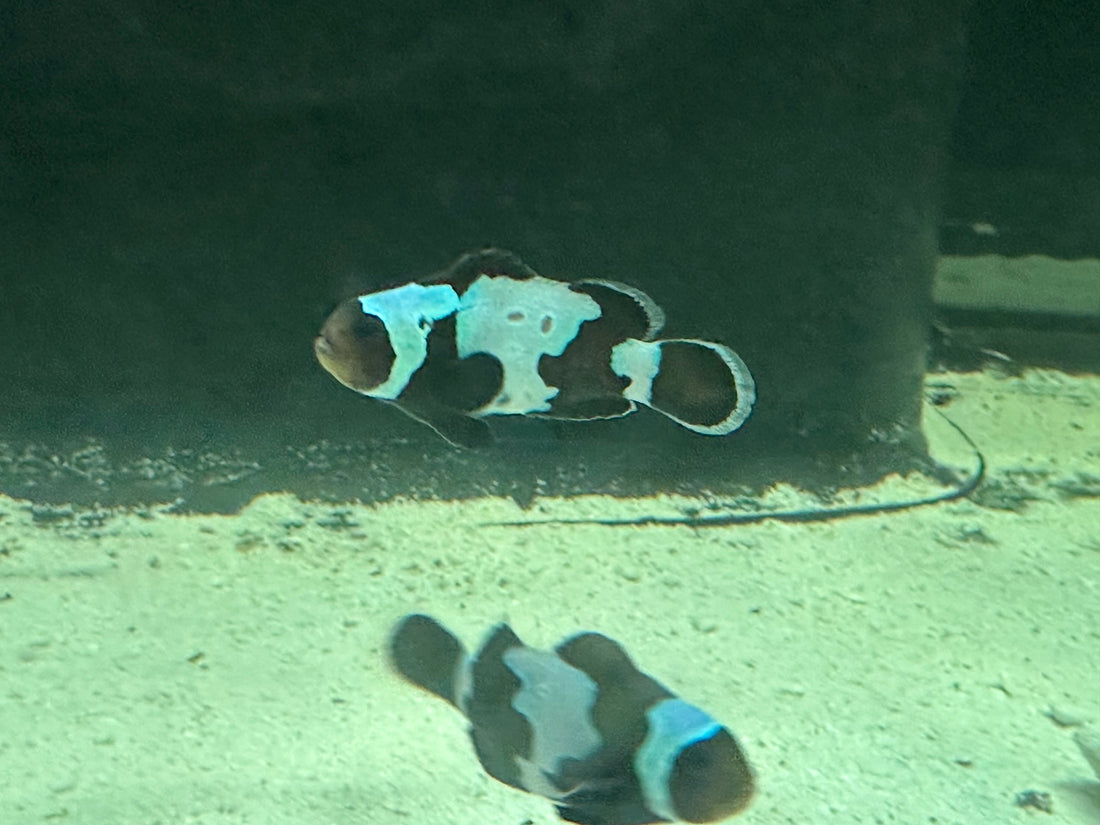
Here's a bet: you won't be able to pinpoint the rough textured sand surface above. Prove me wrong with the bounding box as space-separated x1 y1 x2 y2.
1 369 1098 824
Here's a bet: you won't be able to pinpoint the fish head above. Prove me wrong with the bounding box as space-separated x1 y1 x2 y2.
314 297 395 393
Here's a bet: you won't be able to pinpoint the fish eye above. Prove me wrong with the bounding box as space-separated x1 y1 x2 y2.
351 313 387 340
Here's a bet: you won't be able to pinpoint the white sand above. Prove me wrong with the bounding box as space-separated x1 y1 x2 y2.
1 368 1098 824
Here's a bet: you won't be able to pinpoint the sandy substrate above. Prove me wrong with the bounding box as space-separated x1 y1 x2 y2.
1 368 1098 825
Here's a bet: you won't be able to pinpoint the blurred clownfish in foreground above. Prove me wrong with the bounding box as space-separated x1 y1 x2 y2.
389 614 755 825
314 249 755 448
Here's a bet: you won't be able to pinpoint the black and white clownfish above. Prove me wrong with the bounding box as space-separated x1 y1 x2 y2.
389 614 755 825
314 249 755 448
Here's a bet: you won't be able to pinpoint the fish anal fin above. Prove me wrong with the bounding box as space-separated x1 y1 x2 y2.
538 396 635 422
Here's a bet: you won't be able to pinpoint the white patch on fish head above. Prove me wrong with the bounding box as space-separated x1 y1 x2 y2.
357 283 460 399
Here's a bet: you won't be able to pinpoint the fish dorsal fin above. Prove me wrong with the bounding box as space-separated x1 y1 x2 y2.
434 248 538 292
556 633 674 755
554 632 659 694
577 279 665 340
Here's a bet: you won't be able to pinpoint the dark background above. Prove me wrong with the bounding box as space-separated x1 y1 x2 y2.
1 0 1097 510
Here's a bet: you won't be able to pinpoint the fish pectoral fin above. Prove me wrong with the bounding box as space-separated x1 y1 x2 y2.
391 399 493 448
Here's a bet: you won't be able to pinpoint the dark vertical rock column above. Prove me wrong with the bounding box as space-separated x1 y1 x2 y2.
518 2 971 475
414 1 972 482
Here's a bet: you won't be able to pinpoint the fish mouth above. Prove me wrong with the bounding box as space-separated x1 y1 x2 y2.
314 334 352 388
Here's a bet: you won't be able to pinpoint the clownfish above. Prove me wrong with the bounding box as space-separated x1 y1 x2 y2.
389 614 755 825
314 250 755 447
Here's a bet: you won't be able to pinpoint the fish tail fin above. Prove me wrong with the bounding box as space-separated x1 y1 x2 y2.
389 614 467 706
610 338 756 435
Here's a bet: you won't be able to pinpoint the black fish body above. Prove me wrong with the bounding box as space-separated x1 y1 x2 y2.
389 614 755 825
315 250 755 447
